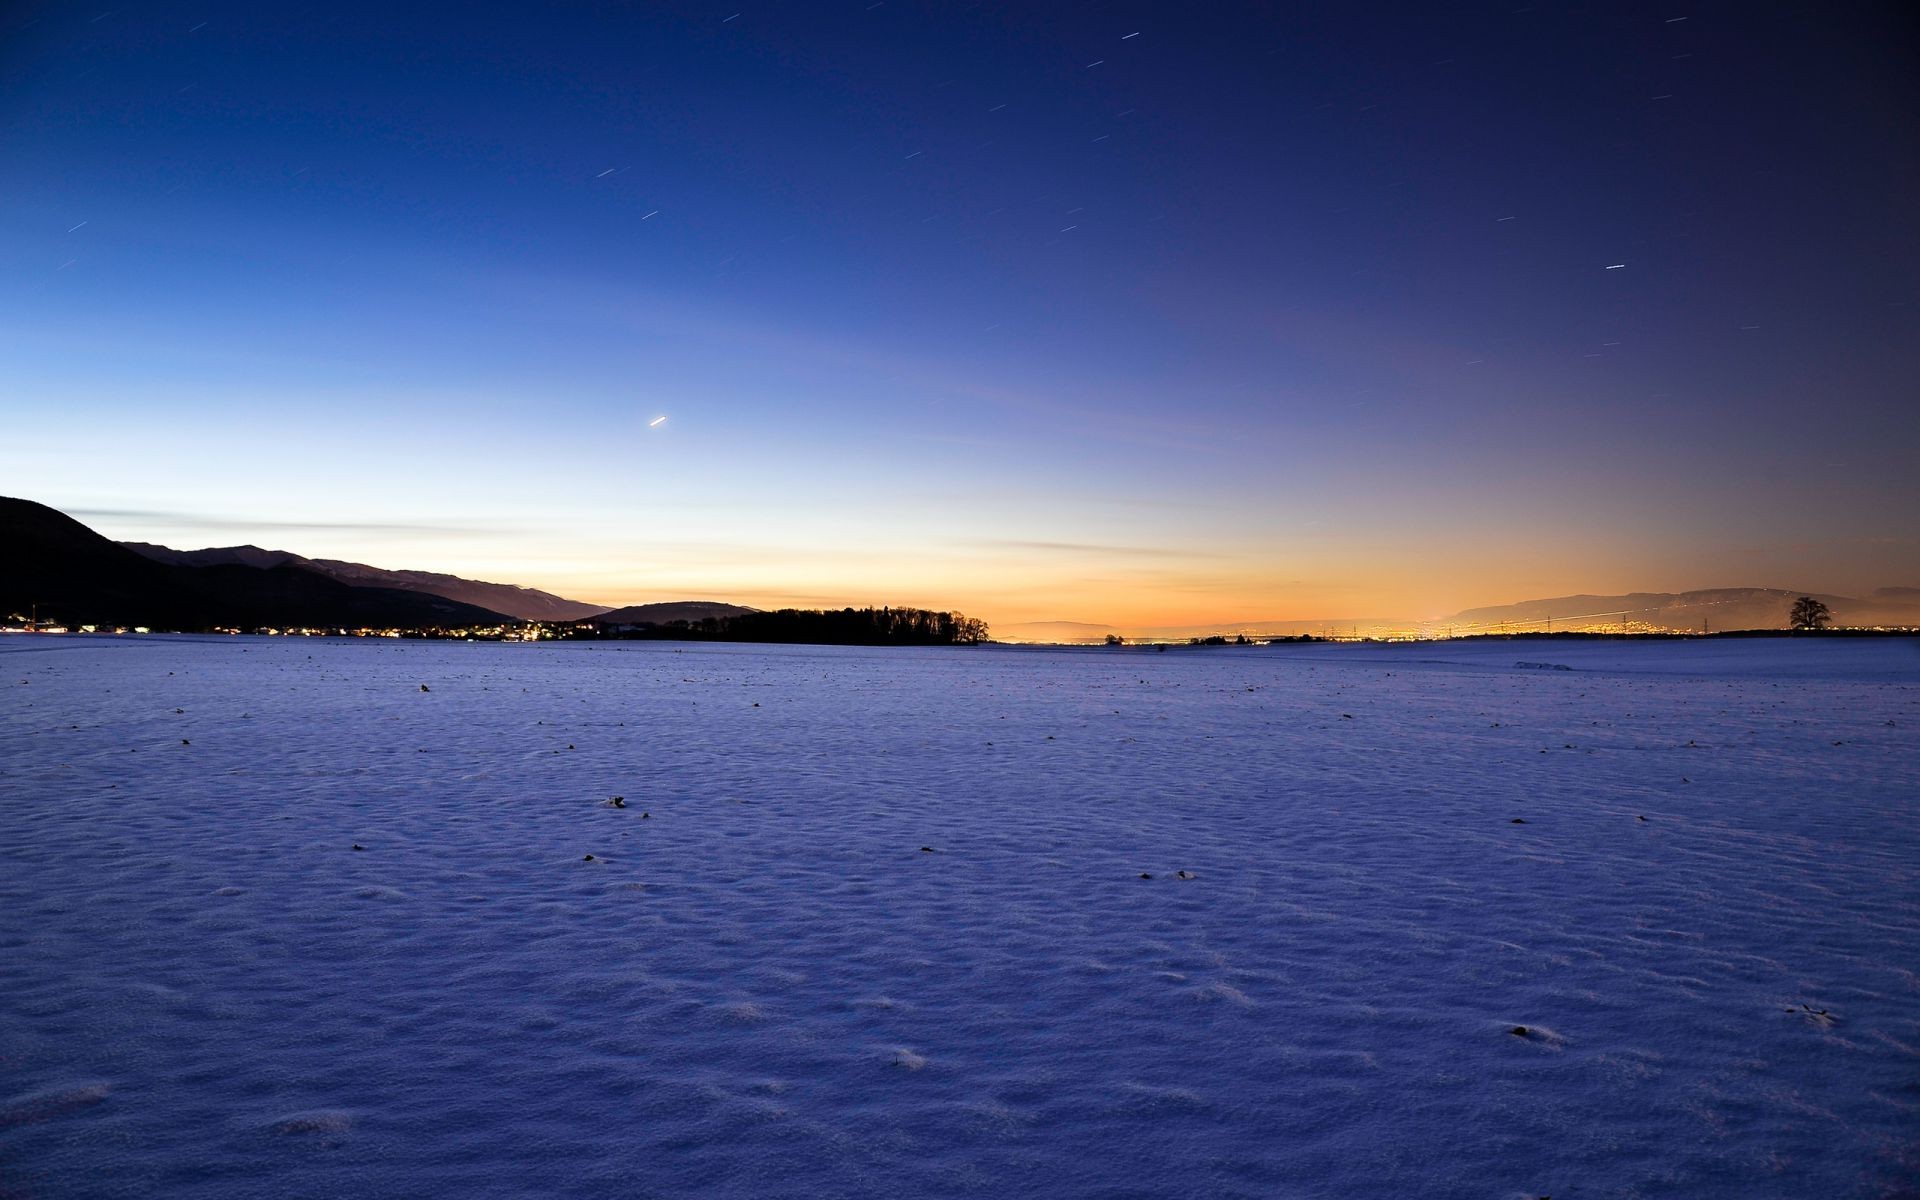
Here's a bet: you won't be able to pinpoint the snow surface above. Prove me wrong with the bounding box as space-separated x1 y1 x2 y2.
3 635 1917 1198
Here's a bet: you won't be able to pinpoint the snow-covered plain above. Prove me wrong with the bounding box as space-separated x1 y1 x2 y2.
3 635 1917 1198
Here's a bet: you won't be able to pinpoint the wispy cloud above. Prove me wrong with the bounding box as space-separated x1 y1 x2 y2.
71 508 508 537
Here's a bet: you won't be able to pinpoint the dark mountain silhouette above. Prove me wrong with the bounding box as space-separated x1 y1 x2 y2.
122 542 295 571
585 601 758 626
4 498 511 630
123 542 607 622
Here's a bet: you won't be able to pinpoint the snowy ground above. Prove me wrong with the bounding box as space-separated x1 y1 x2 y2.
3 635 1917 1199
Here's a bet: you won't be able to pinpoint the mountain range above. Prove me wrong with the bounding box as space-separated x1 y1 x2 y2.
7 497 1914 638
2 498 767 633
3 497 510 630
121 542 606 622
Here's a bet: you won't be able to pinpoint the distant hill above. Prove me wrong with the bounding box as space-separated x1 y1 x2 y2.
1434 588 1918 634
123 542 607 622
585 601 758 626
1005 587 1919 642
4 498 511 630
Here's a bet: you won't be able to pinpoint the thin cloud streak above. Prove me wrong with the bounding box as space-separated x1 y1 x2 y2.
71 508 513 538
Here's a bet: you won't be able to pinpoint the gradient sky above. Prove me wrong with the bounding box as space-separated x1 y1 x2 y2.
4 2 1917 628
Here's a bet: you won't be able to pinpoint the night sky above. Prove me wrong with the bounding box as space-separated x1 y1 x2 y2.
4 2 1916 626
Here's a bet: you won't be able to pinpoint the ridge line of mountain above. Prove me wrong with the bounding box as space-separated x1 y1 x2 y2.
4 498 767 632
9 497 1914 637
120 540 612 623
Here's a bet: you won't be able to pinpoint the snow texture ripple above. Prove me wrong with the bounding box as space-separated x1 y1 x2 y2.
2 636 1917 1198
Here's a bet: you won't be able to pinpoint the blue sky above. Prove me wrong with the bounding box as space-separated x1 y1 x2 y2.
4 2 1916 624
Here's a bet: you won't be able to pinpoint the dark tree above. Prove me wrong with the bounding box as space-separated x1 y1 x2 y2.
586 606 988 646
1788 596 1832 630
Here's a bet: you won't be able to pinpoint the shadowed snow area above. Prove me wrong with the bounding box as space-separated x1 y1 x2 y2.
3 636 1917 1198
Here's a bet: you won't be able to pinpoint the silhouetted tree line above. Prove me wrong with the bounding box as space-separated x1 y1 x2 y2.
586 606 988 646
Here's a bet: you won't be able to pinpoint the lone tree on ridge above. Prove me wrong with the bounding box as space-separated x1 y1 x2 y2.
1788 596 1832 630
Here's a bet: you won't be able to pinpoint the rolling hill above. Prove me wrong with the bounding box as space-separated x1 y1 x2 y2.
3 498 511 630
1001 588 1918 642
1433 587 1917 634
123 543 607 622
583 601 758 626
